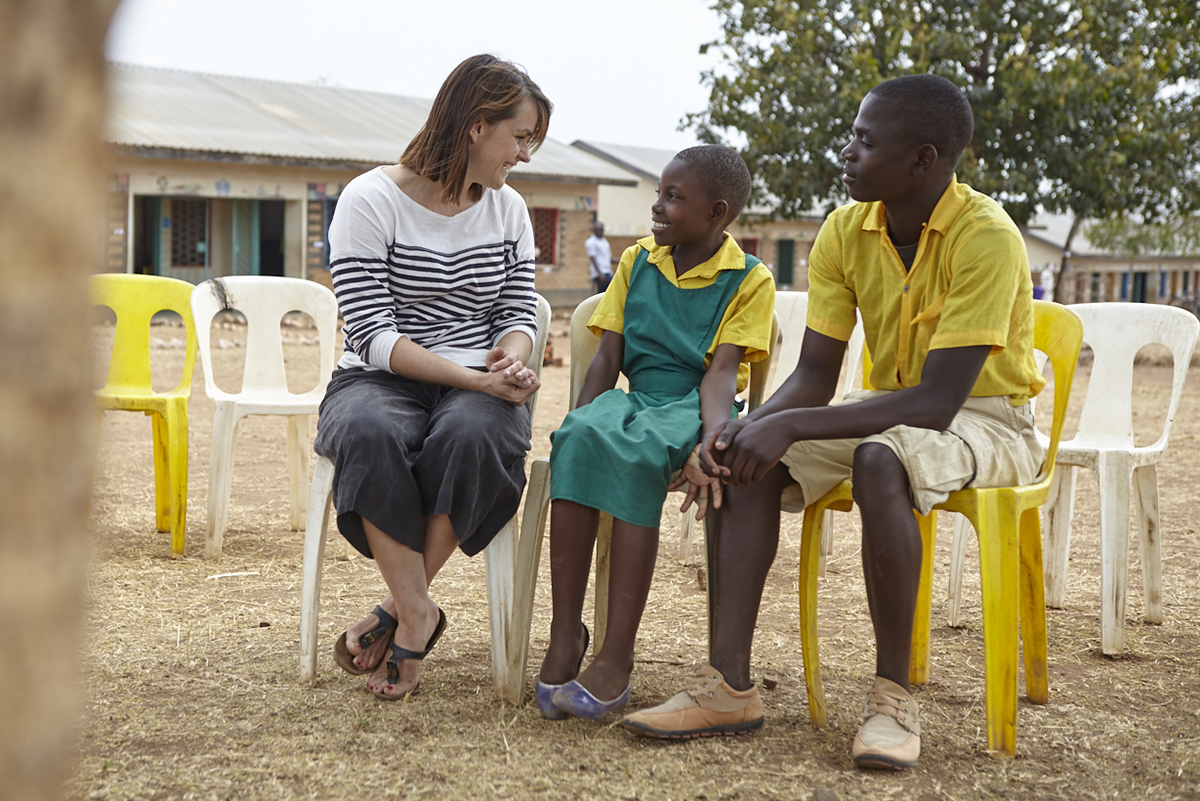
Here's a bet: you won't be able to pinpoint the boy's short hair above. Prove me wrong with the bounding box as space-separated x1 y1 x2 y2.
868 74 974 170
672 145 752 225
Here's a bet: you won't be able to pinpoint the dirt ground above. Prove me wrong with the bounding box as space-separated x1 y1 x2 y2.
75 308 1200 800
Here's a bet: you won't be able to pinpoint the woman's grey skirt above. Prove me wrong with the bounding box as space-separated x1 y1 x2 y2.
314 368 532 558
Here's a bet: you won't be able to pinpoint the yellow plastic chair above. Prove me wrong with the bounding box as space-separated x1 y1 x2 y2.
93 273 199 557
517 294 779 660
794 300 1082 757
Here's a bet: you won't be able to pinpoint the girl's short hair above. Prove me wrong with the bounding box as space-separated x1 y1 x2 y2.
401 54 552 206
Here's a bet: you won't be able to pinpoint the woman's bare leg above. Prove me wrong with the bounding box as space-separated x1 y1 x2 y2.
343 514 458 673
361 517 445 698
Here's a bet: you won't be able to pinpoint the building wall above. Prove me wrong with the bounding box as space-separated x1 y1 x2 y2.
510 179 600 307
103 157 606 307
105 154 364 281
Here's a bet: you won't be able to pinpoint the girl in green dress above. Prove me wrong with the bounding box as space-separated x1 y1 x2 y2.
536 146 775 720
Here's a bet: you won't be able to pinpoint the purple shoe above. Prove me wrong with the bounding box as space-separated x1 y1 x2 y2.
536 624 589 721
536 679 570 720
551 679 631 719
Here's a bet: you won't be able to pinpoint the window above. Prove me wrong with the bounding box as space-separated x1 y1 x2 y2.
530 207 558 264
741 237 760 257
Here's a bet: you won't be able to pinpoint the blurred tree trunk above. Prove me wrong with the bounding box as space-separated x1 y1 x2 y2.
0 1 120 798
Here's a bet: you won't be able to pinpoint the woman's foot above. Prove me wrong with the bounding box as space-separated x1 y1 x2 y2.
366 599 444 700
337 600 397 674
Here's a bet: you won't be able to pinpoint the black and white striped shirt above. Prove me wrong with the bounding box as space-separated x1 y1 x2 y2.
329 167 538 371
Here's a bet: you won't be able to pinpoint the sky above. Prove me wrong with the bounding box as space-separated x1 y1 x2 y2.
105 0 727 153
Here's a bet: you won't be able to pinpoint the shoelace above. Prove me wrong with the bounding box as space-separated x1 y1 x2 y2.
863 687 921 735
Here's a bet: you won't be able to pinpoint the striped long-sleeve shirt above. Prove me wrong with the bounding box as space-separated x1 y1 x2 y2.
329 167 539 372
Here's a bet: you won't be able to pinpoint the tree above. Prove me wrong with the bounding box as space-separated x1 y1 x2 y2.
1087 213 1200 257
689 0 1200 300
0 1 120 798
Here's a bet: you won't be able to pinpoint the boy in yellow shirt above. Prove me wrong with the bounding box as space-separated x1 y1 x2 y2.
623 74 1044 771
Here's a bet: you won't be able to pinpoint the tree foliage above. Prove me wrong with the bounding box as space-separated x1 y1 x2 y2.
1087 213 1200 256
689 0 1200 227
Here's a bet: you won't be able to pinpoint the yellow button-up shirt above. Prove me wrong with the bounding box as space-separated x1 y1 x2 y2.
807 176 1045 404
589 234 776 392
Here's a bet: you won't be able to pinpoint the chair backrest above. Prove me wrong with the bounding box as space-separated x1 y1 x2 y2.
526 294 553 422
1032 300 1085 481
1067 302 1199 452
190 276 340 403
768 291 867 400
92 273 198 396
566 293 778 412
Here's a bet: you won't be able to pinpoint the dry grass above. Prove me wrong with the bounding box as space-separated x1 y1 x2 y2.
74 312 1200 800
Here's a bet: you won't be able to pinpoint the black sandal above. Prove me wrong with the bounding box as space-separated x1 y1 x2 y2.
333 604 398 676
374 607 448 701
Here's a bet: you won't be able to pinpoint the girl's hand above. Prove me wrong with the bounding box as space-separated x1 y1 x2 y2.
669 444 725 521
477 361 540 406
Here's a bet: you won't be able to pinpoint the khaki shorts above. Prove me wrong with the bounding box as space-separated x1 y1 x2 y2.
779 390 1046 515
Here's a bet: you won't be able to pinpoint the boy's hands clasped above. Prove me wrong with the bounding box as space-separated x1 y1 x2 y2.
697 417 791 486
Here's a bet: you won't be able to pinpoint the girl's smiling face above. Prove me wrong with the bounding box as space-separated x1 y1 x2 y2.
467 96 537 191
651 158 719 248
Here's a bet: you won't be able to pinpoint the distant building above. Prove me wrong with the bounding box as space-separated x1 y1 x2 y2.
1023 214 1200 305
101 63 635 306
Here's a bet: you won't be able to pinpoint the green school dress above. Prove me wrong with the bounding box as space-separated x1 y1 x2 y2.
548 247 759 527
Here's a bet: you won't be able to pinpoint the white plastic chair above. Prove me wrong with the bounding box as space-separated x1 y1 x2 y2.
191 276 339 560
298 294 552 704
945 302 1198 655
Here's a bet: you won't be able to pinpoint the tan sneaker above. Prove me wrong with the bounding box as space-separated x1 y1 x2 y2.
851 676 921 770
622 665 763 739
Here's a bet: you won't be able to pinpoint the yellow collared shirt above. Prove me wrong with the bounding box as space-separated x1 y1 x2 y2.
588 233 776 392
807 176 1045 404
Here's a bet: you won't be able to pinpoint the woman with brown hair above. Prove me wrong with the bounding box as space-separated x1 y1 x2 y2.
314 54 551 700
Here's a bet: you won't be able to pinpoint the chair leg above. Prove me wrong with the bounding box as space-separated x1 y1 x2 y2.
909 511 936 687
592 512 614 653
150 411 171 533
503 458 552 707
299 455 335 686
485 519 520 704
287 414 310 532
678 510 695 565
1043 465 1077 609
166 403 188 558
1133 465 1162 625
205 403 239 560
798 503 828 727
974 494 1020 757
946 513 972 627
818 510 834 578
1018 507 1049 704
1097 452 1132 656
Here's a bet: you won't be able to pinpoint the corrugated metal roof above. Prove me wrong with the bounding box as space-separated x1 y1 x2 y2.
105 62 636 185
572 140 676 183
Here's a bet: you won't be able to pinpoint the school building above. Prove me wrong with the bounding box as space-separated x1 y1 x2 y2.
101 63 636 307
1023 214 1200 306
